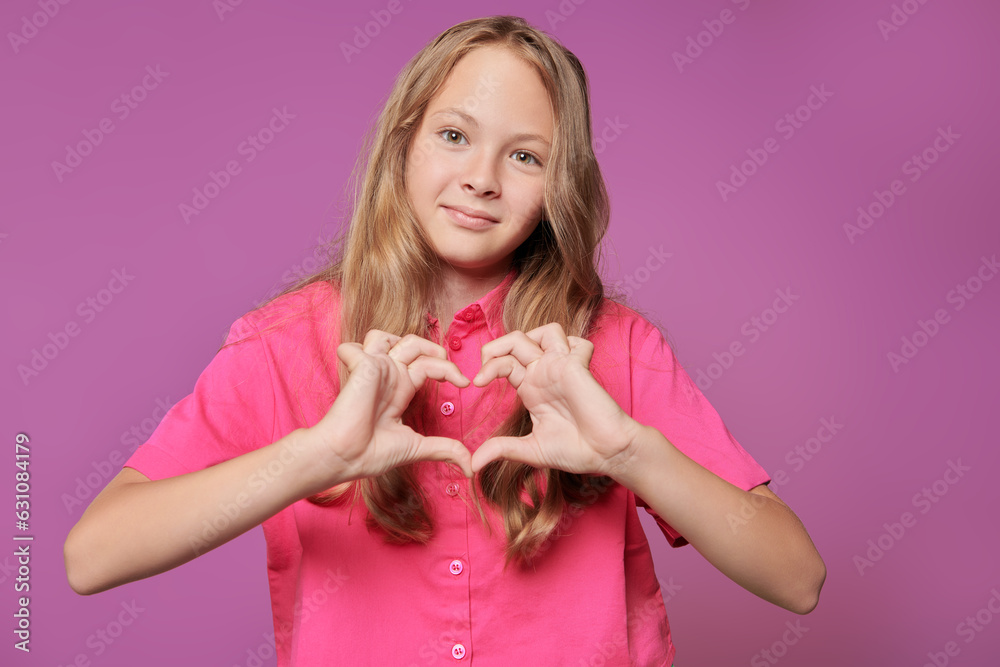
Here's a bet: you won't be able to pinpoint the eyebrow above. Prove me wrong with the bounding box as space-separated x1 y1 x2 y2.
429 107 551 147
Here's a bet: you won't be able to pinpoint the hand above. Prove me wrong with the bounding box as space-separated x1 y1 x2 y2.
469 323 640 478
307 329 473 481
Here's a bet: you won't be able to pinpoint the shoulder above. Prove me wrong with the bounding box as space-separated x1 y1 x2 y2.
589 296 663 352
227 280 342 349
585 297 679 406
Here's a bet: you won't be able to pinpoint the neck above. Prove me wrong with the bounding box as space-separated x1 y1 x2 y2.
430 261 512 326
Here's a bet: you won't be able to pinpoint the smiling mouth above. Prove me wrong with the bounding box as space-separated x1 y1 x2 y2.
443 206 498 229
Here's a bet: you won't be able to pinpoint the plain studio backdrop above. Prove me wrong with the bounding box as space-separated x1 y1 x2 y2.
2 1 998 665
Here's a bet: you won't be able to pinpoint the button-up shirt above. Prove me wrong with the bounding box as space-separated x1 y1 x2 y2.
124 267 770 666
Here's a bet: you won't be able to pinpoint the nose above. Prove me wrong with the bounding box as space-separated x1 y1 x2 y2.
461 150 500 197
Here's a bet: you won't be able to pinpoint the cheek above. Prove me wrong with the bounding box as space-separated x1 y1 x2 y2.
409 161 450 201
406 171 433 211
409 135 453 184
514 184 546 220
406 135 437 193
408 131 439 172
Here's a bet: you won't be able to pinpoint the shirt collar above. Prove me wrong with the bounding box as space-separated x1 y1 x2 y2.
425 265 519 339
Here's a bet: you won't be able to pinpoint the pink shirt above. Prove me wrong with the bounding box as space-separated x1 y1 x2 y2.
123 268 770 666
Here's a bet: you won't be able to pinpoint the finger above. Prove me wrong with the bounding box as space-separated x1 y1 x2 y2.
472 355 525 389
387 333 449 365
336 342 366 370
336 343 386 390
362 329 401 354
479 330 542 373
418 436 474 478
406 356 471 388
524 322 571 354
471 434 539 474
566 336 595 366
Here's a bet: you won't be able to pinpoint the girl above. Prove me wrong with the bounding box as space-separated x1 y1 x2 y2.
64 15 825 666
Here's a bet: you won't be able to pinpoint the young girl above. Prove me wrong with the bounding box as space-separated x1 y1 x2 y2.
64 15 825 666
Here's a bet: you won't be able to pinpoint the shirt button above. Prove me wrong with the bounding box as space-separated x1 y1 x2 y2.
440 401 455 416
446 482 459 496
449 559 464 575
449 337 461 350
451 643 466 659
462 310 473 321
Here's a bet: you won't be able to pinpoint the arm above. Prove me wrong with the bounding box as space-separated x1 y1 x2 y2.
64 331 472 597
612 423 826 614
63 428 338 596
468 322 825 614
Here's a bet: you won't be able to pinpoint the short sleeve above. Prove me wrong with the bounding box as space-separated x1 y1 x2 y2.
122 315 276 481
629 322 771 547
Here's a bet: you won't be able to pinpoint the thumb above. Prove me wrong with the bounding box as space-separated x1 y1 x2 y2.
471 434 538 474
417 435 473 478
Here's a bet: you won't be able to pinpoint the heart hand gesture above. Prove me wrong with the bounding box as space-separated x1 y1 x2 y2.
308 330 473 483
469 323 639 479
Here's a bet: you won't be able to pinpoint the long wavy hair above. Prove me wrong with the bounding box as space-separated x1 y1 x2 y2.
245 15 632 569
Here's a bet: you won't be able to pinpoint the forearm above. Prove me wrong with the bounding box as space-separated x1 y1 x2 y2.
612 423 825 614
65 428 340 595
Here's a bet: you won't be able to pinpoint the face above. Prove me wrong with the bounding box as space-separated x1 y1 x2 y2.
404 45 554 279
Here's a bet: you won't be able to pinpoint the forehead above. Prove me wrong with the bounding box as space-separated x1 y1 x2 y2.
424 46 553 139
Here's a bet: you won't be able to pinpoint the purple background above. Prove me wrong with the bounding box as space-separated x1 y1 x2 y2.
3 0 999 665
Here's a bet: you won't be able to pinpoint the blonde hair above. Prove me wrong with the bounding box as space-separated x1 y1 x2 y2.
248 15 624 569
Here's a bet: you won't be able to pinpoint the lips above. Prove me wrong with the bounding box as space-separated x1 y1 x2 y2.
443 205 499 223
442 206 499 230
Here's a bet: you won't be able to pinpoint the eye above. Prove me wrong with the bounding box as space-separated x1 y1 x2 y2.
513 150 542 167
438 129 467 145
437 129 544 167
